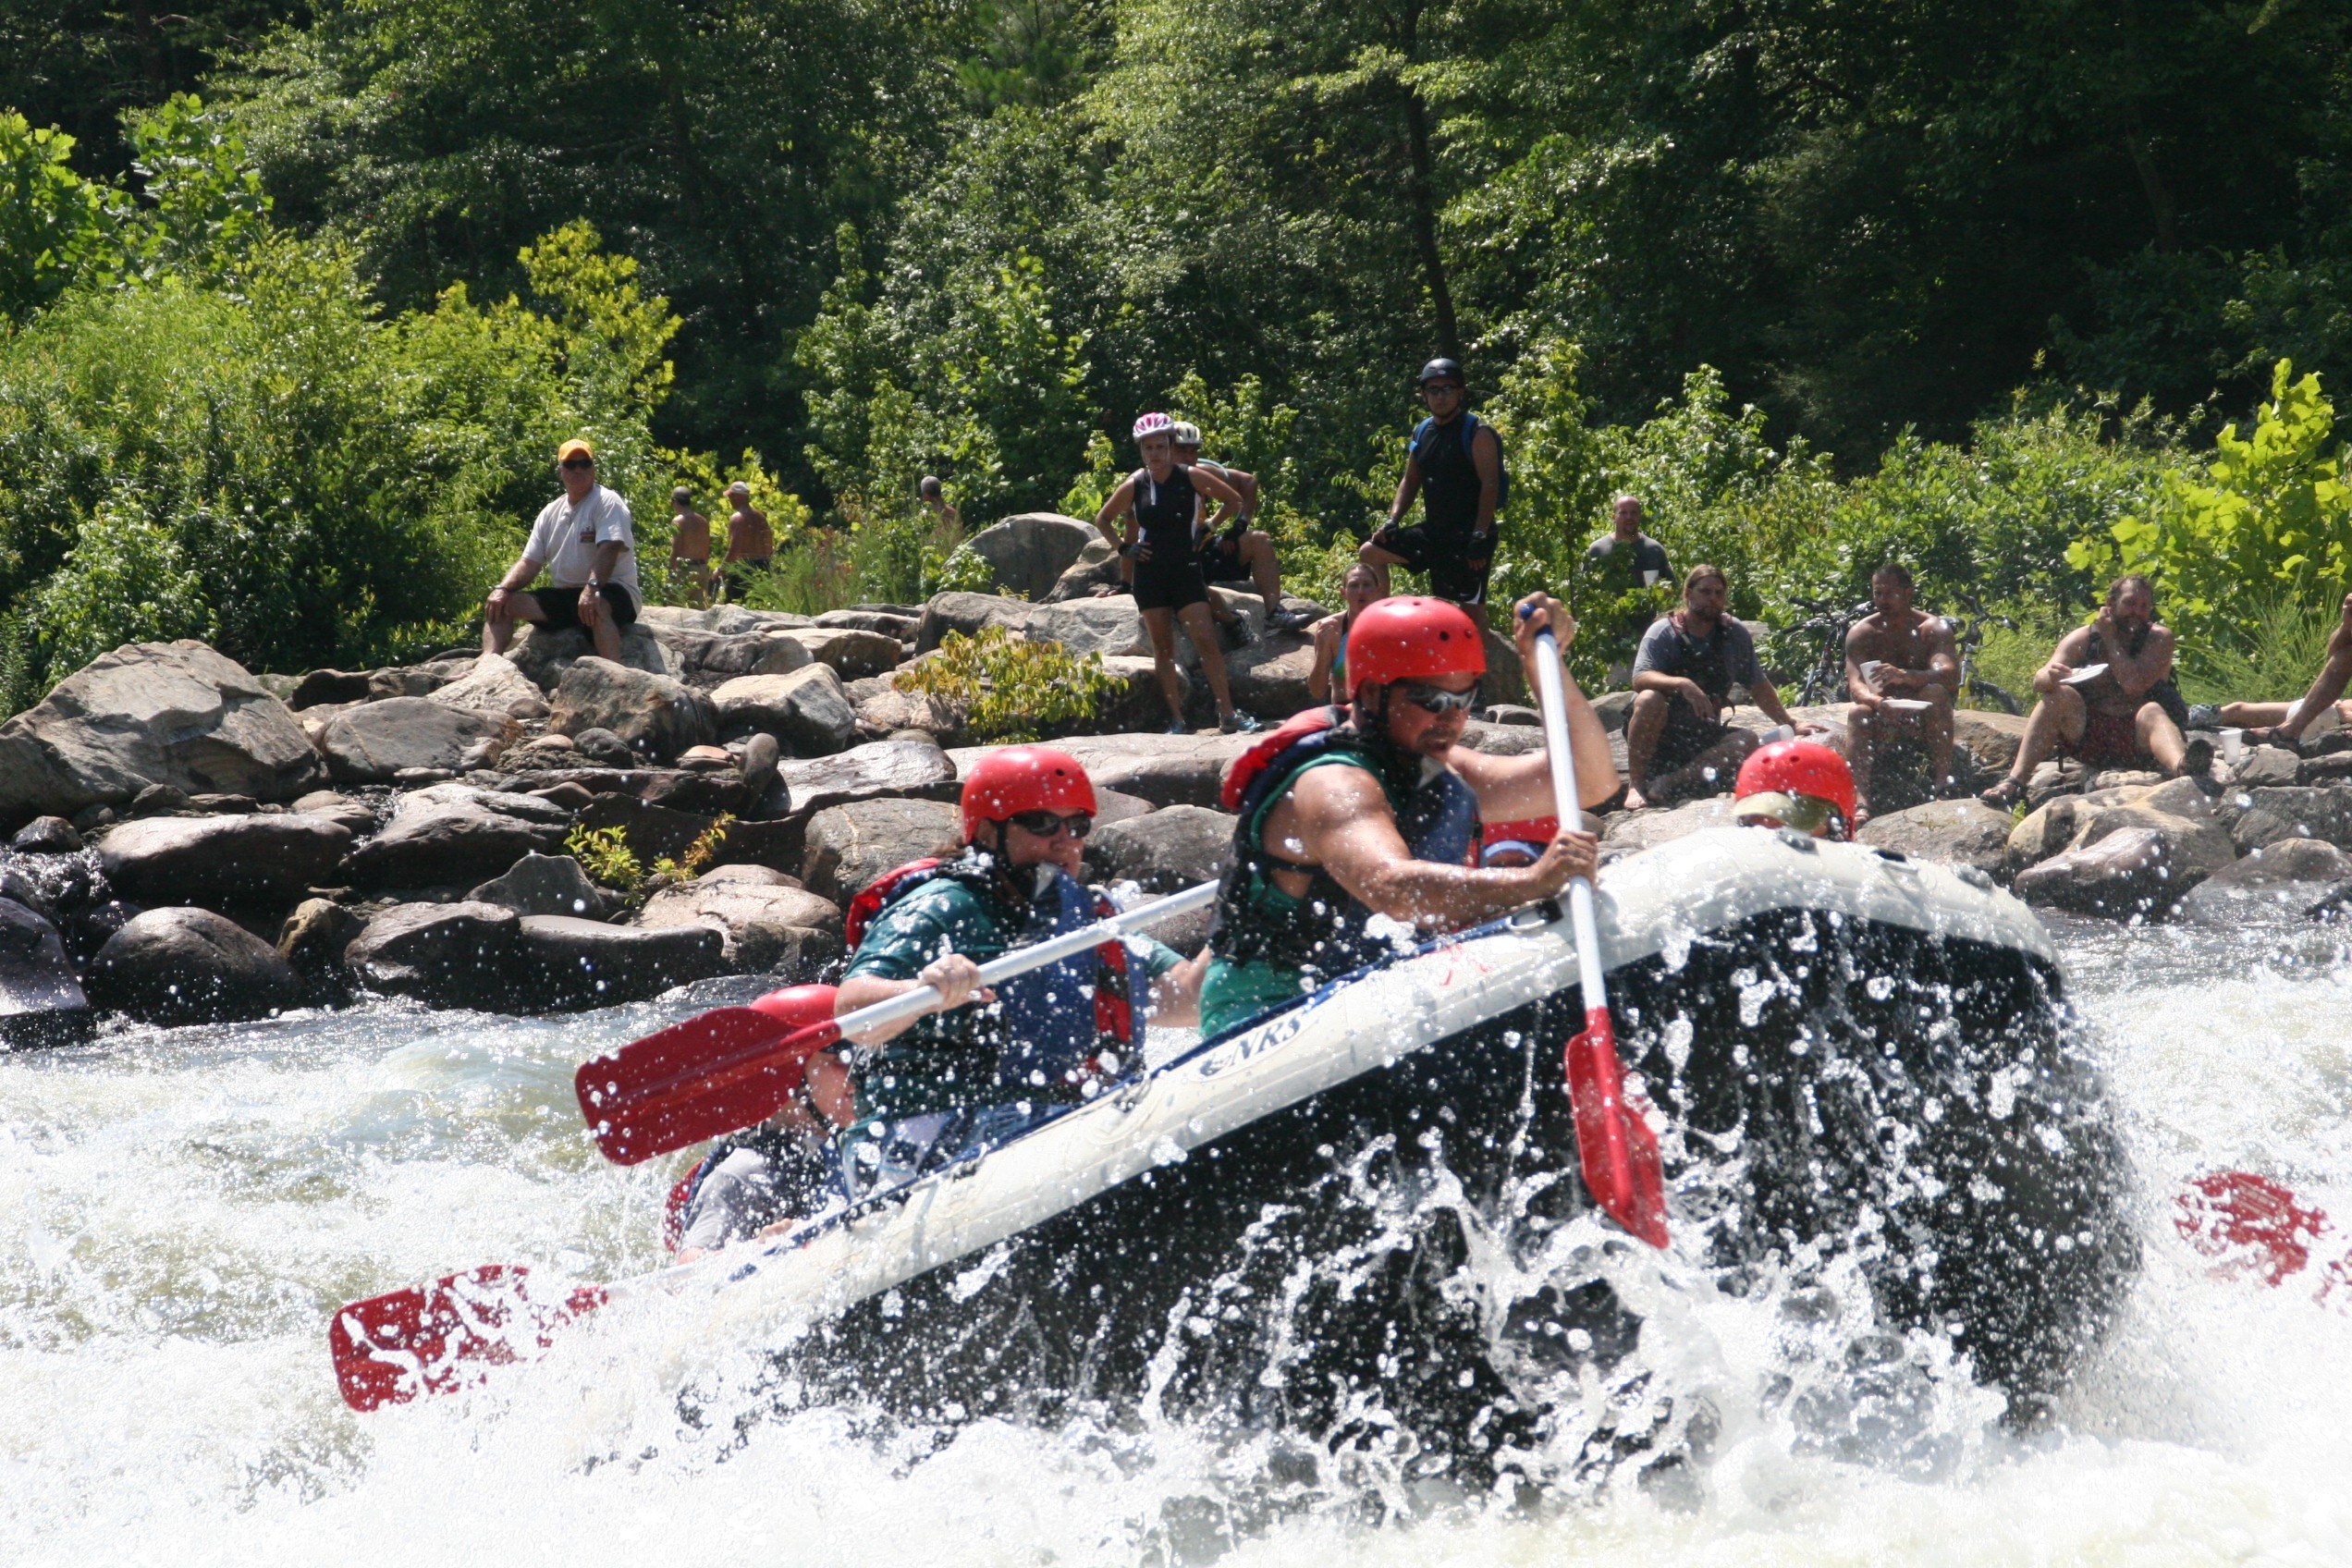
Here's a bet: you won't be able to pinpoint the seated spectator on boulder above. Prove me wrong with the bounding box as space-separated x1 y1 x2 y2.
1174 422 1310 637
1305 563 1386 705
1623 565 1823 810
2215 591 2352 753
484 438 638 664
1978 574 2211 809
1844 562 1959 825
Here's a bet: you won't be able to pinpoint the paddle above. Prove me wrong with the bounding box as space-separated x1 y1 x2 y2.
575 877 1221 1166
1527 619 1672 1249
2174 1170 2338 1290
329 1265 607 1412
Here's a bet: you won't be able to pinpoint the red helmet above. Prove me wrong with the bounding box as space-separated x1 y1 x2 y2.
960 745 1098 839
1734 740 1857 839
1346 595 1486 692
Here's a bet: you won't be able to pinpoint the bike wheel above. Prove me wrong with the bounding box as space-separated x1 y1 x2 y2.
1966 679 2022 716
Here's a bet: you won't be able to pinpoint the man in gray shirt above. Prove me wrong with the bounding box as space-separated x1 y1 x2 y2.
483 437 640 663
1625 564 1822 808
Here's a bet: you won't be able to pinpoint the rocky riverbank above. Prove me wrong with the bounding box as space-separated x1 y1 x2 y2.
0 509 2343 1045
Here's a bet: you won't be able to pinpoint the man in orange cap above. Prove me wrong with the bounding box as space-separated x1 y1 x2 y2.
483 437 640 663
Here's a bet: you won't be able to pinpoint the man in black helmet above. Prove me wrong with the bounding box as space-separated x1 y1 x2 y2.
1361 358 1501 623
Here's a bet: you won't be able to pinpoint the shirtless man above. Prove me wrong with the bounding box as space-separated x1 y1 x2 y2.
1979 574 2210 807
668 486 712 606
720 481 774 602
2218 592 2352 752
1843 562 1958 822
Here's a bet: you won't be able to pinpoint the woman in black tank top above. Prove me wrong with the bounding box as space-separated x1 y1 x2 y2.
1090 415 1259 734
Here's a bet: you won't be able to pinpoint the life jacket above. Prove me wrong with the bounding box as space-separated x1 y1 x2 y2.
1409 410 1507 529
846 853 1140 1093
1210 706 1481 977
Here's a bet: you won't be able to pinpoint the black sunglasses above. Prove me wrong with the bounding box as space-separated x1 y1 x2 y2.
1006 809 1094 839
1395 680 1480 715
1420 382 1464 397
559 456 594 470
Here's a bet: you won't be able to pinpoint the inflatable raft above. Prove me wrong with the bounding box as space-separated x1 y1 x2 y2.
620 827 2138 1472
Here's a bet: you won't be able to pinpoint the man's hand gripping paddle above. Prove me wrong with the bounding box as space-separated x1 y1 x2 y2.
573 878 1219 1166
1527 614 1671 1248
329 878 1221 1411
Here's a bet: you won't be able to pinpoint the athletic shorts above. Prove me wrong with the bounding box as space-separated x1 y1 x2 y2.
1196 531 1253 584
2066 710 2150 771
526 580 638 631
720 557 772 601
1368 521 1493 607
1132 553 1208 613
1652 707 1739 778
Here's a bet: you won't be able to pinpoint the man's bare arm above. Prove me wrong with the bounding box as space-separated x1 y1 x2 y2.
2034 626 2092 693
1471 426 1501 542
1387 456 1424 528
1291 766 1586 930
2106 623 2175 700
1844 619 1884 707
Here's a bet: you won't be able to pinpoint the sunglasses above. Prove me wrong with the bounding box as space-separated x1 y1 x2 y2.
1394 680 1480 715
1005 810 1094 839
1421 383 1464 397
559 457 594 470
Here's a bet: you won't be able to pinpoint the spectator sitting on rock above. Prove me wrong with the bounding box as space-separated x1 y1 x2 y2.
1582 494 1675 686
1306 562 1386 706
1978 573 2211 809
484 438 639 664
1173 421 1310 638
2212 591 2352 753
720 481 774 603
668 485 712 607
1843 561 1959 827
1623 565 1823 811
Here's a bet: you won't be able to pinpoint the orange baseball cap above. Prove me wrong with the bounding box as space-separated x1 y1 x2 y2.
557 438 595 463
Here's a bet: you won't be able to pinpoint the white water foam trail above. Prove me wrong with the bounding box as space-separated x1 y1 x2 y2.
5 940 2351 1563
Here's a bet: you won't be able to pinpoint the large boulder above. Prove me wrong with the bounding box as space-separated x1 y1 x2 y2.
637 604 815 635
711 665 859 756
466 851 606 917
340 785 573 888
97 814 354 909
292 790 381 838
642 624 809 691
915 592 1034 654
1953 710 2030 775
344 900 521 1010
1084 805 1236 893
1223 641 1317 719
427 655 549 720
815 608 921 640
1041 537 1123 603
768 627 905 681
514 916 727 1010
1856 800 2017 878
1023 596 1151 660
2007 776 2235 884
2234 785 2352 851
549 658 717 763
1095 655 1192 732
2180 838 2352 926
1600 797 1743 857
962 512 1097 600
506 621 670 691
852 682 965 745
953 733 1256 810
0 641 324 823
2013 826 2216 917
85 907 302 1024
0 898 92 1047
773 740 958 817
317 697 508 785
801 798 964 901
635 875 845 973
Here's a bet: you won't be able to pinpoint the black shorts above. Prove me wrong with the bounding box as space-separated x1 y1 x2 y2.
720 557 772 600
1652 706 1738 777
1131 553 1208 613
1369 521 1493 606
527 581 639 631
1196 530 1252 584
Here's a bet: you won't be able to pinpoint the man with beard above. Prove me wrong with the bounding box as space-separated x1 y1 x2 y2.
1843 561 1960 825
1978 574 2211 807
1197 593 1617 1036
1623 565 1821 810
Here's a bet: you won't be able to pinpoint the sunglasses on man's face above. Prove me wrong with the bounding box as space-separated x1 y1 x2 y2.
1005 810 1094 840
560 457 594 471
1395 680 1480 715
1421 383 1464 398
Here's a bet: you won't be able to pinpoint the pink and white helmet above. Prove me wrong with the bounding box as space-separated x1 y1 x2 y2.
1132 411 1175 443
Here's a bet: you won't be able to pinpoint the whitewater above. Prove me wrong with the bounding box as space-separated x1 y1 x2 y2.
5 913 2348 1565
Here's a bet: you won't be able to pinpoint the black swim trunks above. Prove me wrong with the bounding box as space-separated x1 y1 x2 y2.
527 580 639 631
1196 525 1254 584
1368 521 1494 607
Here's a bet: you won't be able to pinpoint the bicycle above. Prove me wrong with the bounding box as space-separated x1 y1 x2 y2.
1785 593 1874 707
1945 591 2024 715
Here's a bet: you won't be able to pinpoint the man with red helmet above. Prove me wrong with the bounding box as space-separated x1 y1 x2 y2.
1733 740 1859 839
1198 593 1619 1036
828 745 1206 1197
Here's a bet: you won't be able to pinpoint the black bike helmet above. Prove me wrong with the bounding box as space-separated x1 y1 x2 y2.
1416 357 1465 387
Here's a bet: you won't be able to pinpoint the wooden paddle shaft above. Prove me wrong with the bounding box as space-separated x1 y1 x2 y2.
1530 629 1610 1013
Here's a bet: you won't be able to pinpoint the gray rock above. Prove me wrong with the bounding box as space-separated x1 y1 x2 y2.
549 658 717 763
1857 800 2017 877
0 897 92 1047
97 813 354 909
11 816 80 853
1095 655 1191 732
2012 825 2219 917
2180 839 2352 925
85 907 301 1024
514 915 727 1010
318 697 508 785
951 732 1256 811
1454 720 1547 757
776 739 957 816
642 624 809 691
0 641 324 822
1600 796 1744 856
427 654 548 720
276 897 365 982
467 852 605 917
2240 785 2352 849
696 862 803 888
962 512 1097 600
340 784 573 888
69 803 116 833
636 604 815 636
712 665 859 756
801 798 965 901
345 900 521 1010
635 876 846 971
815 608 921 639
1483 704 1543 728
739 732 782 809
570 728 634 766
1223 640 1317 719
1041 536 1124 603
1023 595 1152 660
768 627 905 681
1591 690 1635 733
852 683 965 745
1084 805 1236 893
2226 744 2301 790
291 790 379 838
506 620 671 691
914 592 1035 654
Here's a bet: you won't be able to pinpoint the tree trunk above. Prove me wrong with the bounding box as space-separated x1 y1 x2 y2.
1396 0 1461 361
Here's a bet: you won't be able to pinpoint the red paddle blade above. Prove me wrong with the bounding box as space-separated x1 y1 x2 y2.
2174 1170 2329 1287
1563 1008 1670 1249
575 1007 838 1165
327 1265 608 1412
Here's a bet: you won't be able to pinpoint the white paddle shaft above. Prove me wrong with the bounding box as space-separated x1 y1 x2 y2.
1531 629 1610 1014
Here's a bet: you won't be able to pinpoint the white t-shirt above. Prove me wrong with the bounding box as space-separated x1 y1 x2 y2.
524 484 639 596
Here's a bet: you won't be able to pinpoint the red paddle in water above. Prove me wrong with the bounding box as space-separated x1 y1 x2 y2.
1529 622 1671 1248
2174 1170 2344 1295
330 1265 608 1411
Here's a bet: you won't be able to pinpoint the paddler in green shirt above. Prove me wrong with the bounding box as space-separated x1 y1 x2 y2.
828 746 1204 1198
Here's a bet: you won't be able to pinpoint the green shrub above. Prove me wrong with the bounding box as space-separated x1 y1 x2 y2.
565 825 643 892
894 624 1123 741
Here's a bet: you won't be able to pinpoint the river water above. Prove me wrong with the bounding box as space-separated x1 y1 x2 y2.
6 915 2349 1565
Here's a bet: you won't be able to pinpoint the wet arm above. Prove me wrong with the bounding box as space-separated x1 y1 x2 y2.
1294 766 1570 930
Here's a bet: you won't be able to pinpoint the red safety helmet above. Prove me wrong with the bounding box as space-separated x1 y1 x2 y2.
1734 740 1857 839
1346 595 1486 692
960 745 1098 840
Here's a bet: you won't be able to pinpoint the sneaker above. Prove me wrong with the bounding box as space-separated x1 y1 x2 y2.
1268 608 1314 633
2178 733 2217 780
2186 703 2223 731
1219 710 1262 734
1164 718 1192 735
1221 616 1256 649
